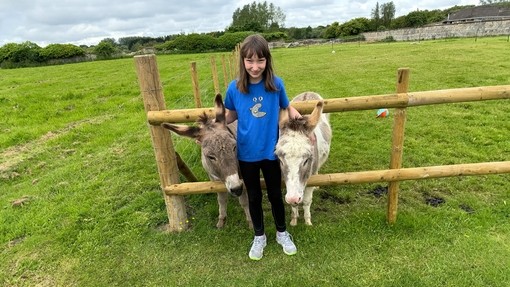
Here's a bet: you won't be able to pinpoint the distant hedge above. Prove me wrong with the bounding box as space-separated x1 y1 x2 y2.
155 31 287 53
155 34 219 53
0 42 86 68
39 44 85 60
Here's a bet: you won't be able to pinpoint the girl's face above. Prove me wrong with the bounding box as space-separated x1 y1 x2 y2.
243 54 266 83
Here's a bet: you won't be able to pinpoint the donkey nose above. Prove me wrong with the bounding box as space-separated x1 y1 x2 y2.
230 186 243 197
285 196 302 205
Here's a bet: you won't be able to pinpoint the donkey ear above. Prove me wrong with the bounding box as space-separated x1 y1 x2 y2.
279 108 290 129
161 123 203 142
307 101 324 129
214 93 226 124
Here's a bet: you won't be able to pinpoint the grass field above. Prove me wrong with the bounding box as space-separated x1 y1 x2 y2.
1 36 509 286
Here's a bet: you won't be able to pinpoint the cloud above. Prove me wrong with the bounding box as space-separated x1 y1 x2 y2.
0 0 479 47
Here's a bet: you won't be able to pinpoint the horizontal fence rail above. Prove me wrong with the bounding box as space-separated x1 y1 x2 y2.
164 161 510 195
147 85 510 124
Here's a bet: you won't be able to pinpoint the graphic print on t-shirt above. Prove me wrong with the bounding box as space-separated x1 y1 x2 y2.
250 96 266 118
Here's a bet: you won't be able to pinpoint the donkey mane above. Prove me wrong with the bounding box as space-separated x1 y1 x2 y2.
281 117 312 134
197 112 213 126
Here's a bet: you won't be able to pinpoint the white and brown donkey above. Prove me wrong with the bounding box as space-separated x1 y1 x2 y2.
161 94 252 229
275 92 332 226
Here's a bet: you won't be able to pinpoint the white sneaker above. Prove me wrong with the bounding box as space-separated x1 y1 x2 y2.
276 231 297 255
249 234 267 260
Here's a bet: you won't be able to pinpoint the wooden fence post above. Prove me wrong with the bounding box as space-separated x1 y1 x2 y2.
210 56 220 95
190 61 202 108
232 44 240 79
221 54 229 90
387 68 410 224
228 54 234 81
134 55 188 232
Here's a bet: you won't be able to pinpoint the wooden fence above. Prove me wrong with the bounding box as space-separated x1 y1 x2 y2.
134 54 510 232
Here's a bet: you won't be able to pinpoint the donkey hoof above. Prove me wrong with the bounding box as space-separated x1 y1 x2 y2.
290 218 298 226
216 219 226 228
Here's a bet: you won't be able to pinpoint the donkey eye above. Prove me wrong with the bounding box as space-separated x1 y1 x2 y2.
207 155 216 161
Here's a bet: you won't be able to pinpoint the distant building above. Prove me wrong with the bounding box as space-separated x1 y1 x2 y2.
444 5 510 24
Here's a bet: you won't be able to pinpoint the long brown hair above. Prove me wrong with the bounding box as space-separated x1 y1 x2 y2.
236 34 277 94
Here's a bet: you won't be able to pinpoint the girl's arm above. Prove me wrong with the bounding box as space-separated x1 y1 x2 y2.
225 108 238 124
288 105 301 119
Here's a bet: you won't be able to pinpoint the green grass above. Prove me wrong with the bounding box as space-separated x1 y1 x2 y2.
1 37 509 286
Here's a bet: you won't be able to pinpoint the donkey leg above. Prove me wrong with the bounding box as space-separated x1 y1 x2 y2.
216 192 228 228
238 190 253 229
303 187 315 226
290 205 299 226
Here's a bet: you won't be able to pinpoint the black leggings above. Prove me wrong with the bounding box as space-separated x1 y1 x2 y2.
239 159 287 236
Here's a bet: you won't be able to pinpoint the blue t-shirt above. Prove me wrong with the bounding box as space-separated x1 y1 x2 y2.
225 77 290 162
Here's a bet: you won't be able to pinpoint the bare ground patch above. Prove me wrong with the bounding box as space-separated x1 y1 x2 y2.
0 115 113 179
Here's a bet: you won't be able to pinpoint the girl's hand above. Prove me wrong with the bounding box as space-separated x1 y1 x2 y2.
288 105 301 119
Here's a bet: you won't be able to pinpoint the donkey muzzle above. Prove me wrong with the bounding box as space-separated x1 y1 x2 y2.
229 186 243 197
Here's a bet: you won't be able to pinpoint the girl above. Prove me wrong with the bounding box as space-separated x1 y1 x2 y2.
225 34 300 260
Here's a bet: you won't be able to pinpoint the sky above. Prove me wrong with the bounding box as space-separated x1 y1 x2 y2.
0 0 480 47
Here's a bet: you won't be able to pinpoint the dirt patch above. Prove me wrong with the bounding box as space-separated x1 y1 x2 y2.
424 195 445 207
319 190 351 204
367 185 388 197
0 115 112 178
459 203 475 214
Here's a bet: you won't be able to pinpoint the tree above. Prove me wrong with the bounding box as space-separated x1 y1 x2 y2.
404 11 429 27
391 9 447 29
228 1 286 32
370 2 395 31
339 18 371 36
381 2 396 28
371 2 381 30
269 2 286 30
390 15 408 29
119 36 164 51
94 39 116 58
323 22 341 39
